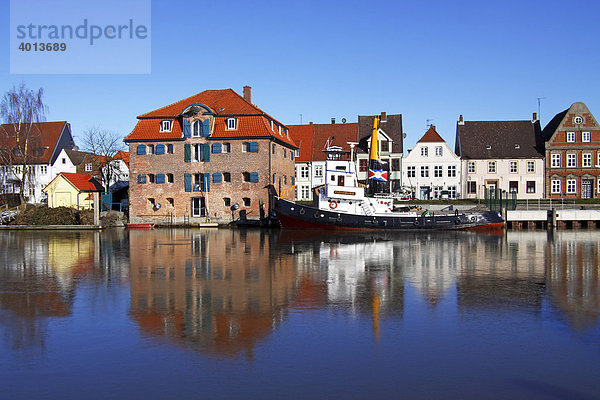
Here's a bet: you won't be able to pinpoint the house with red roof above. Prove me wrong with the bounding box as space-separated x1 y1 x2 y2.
43 172 104 210
123 87 297 224
403 125 461 200
0 121 76 203
288 112 403 201
541 102 600 199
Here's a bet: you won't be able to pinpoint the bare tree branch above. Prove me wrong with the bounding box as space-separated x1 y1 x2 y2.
0 83 48 204
81 127 126 192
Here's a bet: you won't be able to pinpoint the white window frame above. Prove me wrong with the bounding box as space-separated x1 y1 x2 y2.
567 153 576 168
85 163 93 172
510 161 518 173
527 161 535 173
582 131 591 142
300 166 309 179
192 120 201 137
407 166 416 178
447 165 456 177
488 161 496 173
566 179 576 194
566 131 575 143
421 147 428 157
526 181 535 193
582 153 592 168
314 165 323 177
160 120 172 132
40 165 47 174
551 179 561 194
435 146 443 156
467 162 475 173
420 166 429 178
226 118 237 130
434 165 442 178
551 153 561 168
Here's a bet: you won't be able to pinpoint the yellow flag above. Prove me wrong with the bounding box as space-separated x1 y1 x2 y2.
368 117 379 161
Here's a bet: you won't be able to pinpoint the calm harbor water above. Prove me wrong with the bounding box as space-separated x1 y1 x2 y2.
0 228 598 399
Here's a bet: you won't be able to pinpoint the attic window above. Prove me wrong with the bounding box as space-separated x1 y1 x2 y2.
514 144 520 149
226 118 237 130
160 120 172 132
486 145 492 150
573 115 584 124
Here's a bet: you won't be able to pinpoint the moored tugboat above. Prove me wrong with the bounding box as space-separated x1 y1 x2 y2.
274 118 504 231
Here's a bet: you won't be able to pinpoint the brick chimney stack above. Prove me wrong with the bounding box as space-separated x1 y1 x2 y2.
532 112 538 122
331 118 336 124
380 112 387 122
243 86 251 103
458 114 464 125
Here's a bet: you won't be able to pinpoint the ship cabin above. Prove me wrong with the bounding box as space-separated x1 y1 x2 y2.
317 146 393 215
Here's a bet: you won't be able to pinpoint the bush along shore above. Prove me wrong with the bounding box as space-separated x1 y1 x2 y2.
11 205 94 225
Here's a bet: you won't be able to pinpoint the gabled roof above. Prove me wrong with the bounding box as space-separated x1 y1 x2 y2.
64 149 93 166
124 89 297 148
0 121 69 164
114 151 129 167
137 89 262 118
456 120 543 159
45 172 104 192
541 102 600 143
417 125 445 143
358 114 403 153
288 122 359 162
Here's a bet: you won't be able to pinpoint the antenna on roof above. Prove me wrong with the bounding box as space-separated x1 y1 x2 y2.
299 113 303 125
537 97 546 124
426 119 434 128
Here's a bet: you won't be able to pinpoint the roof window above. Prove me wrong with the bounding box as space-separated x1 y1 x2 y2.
160 120 172 132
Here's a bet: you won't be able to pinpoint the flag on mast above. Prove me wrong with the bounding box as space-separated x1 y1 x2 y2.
366 116 390 196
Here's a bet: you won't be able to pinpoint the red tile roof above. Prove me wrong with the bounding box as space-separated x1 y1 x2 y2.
417 126 446 143
58 172 103 192
288 123 359 162
0 121 68 164
137 89 262 118
124 89 297 148
114 151 129 167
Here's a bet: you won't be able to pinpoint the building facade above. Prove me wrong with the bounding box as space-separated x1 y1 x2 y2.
455 114 545 199
124 87 297 224
541 102 600 199
403 125 461 200
0 121 76 203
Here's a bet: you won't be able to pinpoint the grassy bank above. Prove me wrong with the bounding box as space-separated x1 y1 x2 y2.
11 205 94 225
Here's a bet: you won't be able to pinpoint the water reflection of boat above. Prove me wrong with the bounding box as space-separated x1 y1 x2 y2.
274 119 504 231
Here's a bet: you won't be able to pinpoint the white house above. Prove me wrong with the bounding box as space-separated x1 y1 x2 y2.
403 126 461 200
455 114 545 199
0 121 76 203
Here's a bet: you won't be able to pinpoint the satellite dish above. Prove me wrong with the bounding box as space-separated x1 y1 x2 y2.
342 118 347 124
154 202 161 210
403 133 407 139
230 203 239 211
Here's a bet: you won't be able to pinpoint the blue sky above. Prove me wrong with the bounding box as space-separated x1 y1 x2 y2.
2 0 599 152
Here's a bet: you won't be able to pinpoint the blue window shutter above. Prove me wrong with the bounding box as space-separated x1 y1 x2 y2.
156 174 165 184
284 149 287 158
184 120 191 137
292 177 295 185
212 173 221 183
155 144 165 155
212 143 221 153
184 144 191 162
250 141 259 153
203 144 210 162
202 120 210 137
284 175 287 184
138 174 146 184
167 144 173 153
272 143 275 154
137 144 146 155
204 174 210 192
250 172 259 183
184 174 192 192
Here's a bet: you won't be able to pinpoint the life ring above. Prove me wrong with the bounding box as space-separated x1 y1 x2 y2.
299 208 305 215
414 219 420 226
329 201 338 209
455 218 461 225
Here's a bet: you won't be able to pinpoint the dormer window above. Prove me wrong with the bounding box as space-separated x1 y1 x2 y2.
514 144 520 149
160 120 172 132
486 145 492 150
226 118 237 130
193 120 201 137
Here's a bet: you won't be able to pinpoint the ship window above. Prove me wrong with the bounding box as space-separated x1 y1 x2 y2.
335 166 346 170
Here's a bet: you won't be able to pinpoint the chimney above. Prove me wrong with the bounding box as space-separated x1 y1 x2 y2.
458 114 464 125
331 118 336 124
431 124 436 130
243 86 251 103
532 112 538 122
380 112 387 122
309 121 313 125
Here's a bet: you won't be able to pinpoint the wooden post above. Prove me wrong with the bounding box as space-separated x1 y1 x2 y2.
94 192 100 226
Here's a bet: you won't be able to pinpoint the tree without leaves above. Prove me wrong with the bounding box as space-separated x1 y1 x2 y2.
81 127 126 193
0 83 48 204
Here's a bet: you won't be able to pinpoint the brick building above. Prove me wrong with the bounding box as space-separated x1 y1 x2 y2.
124 87 297 224
541 102 600 199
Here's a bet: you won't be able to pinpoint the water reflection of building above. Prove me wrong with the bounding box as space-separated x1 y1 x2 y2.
545 231 600 331
128 229 299 358
0 230 121 351
456 231 547 314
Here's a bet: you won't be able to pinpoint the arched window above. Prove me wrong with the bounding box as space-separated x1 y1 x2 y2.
193 120 201 137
